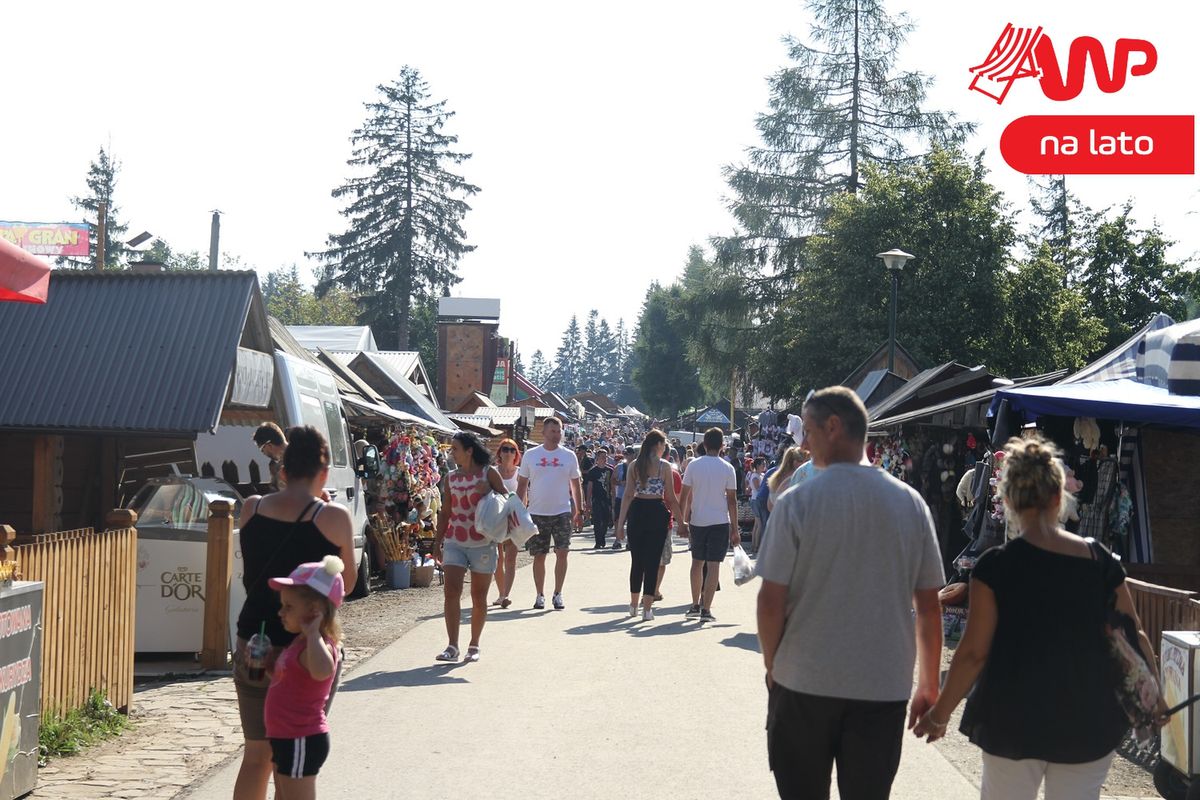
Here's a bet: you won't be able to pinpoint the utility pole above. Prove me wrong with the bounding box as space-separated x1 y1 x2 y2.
208 210 221 271
95 201 107 271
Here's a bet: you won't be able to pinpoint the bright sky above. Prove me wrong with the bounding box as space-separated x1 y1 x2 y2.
3 1 1197 366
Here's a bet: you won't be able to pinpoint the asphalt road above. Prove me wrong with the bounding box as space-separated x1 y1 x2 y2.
182 531 978 799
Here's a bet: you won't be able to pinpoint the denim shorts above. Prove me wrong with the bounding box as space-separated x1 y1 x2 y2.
442 540 498 574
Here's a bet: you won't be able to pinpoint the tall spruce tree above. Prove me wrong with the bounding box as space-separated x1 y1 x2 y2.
719 0 972 276
550 315 583 395
595 318 618 396
528 350 550 389
632 283 703 418
60 147 127 270
313 66 478 348
580 310 601 391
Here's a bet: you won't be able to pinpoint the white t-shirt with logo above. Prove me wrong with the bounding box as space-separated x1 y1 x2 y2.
518 445 581 516
682 456 737 527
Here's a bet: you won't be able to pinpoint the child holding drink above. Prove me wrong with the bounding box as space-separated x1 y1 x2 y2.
264 555 344 798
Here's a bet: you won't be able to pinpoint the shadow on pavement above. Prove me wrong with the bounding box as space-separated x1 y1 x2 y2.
564 617 640 636
340 663 469 691
483 608 554 622
721 632 761 653
626 620 694 637
579 604 631 614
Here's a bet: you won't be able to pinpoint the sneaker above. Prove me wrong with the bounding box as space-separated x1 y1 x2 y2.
533 594 545 609
642 606 654 622
629 604 638 617
612 541 622 551
686 604 702 618
552 593 565 610
699 610 715 623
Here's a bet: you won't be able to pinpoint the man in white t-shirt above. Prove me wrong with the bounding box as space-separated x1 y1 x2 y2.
679 427 738 622
517 417 583 610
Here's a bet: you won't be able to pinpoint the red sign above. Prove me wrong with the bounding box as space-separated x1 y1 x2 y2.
1001 115 1195 175
0 222 90 257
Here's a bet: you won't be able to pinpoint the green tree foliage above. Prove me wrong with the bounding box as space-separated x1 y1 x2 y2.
527 350 550 390
579 310 601 391
994 245 1105 375
314 66 478 349
674 246 759 401
263 266 359 326
60 147 127 270
549 315 583 395
749 149 1020 394
719 0 972 275
1077 205 1193 354
632 283 703 418
595 318 618 395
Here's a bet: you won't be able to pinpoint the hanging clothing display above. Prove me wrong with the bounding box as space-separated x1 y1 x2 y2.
1078 457 1117 544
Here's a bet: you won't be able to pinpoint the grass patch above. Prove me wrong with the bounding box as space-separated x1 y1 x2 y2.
39 689 129 765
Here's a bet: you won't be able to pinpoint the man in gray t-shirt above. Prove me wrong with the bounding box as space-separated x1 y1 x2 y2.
757 387 944 799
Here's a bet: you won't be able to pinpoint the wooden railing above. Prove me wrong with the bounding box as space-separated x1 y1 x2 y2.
6 512 138 714
1126 577 1200 663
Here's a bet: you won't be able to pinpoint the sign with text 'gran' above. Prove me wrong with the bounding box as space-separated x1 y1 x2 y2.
0 222 90 257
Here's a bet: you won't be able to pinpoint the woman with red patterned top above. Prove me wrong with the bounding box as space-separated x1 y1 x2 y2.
433 431 508 663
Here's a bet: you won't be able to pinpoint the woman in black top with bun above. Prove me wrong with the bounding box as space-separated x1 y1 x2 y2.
232 426 356 800
913 434 1161 800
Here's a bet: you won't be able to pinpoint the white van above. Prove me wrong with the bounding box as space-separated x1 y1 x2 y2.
194 351 371 597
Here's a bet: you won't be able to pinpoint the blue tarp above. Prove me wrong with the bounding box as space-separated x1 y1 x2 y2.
993 379 1200 428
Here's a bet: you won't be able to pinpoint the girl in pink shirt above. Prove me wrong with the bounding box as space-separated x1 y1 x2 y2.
264 555 345 796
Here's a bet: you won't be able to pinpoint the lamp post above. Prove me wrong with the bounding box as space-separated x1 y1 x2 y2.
877 248 914 373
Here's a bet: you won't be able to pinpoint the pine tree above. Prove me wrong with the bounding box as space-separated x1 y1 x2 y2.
595 318 618 396
313 66 478 348
551 316 583 395
528 350 550 390
1027 175 1097 286
719 0 972 274
60 147 127 270
614 318 629 377
579 310 601 392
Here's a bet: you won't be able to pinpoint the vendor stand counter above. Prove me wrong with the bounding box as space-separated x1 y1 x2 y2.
0 581 43 799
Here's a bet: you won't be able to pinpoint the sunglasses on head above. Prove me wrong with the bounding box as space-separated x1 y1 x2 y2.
499 446 517 453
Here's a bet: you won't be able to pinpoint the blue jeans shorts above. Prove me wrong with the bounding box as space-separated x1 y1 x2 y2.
442 540 498 574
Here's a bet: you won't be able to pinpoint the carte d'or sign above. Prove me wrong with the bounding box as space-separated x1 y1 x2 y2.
0 221 91 257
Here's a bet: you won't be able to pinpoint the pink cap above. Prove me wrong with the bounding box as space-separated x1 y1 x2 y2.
269 555 345 608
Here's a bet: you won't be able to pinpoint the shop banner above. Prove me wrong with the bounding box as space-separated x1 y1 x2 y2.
0 583 42 799
0 222 90 257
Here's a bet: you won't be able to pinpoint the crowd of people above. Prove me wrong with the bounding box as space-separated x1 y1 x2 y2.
230 386 1168 799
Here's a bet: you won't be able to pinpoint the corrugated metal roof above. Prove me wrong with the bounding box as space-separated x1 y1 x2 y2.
0 271 258 434
348 351 459 431
287 325 378 352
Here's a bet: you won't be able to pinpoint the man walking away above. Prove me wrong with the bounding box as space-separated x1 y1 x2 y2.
518 417 583 610
585 449 614 549
756 387 944 800
679 428 738 622
611 445 635 550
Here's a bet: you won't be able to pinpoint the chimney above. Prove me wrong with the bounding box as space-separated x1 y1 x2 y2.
130 261 165 274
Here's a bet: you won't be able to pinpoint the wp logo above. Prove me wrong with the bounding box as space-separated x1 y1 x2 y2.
969 24 1157 104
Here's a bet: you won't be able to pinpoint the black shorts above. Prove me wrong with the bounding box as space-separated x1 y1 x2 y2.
689 523 730 562
270 733 330 778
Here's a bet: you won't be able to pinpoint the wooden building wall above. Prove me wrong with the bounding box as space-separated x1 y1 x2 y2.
1143 428 1200 567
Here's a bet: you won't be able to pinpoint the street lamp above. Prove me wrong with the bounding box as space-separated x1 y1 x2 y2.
877 248 914 373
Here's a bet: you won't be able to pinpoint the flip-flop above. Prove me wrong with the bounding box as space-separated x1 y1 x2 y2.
500 598 512 609
465 646 481 663
490 598 503 606
435 645 460 662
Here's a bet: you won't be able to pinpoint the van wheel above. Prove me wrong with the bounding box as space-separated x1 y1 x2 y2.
1155 758 1189 800
349 549 371 599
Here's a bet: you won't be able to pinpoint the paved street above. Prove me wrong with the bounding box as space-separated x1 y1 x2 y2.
181 533 978 800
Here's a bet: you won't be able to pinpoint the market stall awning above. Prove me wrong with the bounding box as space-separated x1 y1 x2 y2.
0 236 50 304
342 396 456 433
993 379 1200 429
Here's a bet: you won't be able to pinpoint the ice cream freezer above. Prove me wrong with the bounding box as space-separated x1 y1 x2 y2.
1159 632 1200 797
129 477 246 654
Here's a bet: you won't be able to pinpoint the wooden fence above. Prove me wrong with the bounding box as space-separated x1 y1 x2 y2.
1127 577 1200 663
7 516 137 714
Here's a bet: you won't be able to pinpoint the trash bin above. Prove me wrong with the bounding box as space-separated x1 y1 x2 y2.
386 561 411 590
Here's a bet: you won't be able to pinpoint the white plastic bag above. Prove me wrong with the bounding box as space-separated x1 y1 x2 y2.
732 545 755 586
473 491 510 543
503 493 539 547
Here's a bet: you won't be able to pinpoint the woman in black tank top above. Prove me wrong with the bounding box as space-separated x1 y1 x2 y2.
232 426 357 800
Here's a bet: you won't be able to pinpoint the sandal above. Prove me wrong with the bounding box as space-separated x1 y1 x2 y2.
490 597 503 606
500 597 512 609
435 645 460 662
465 646 481 663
